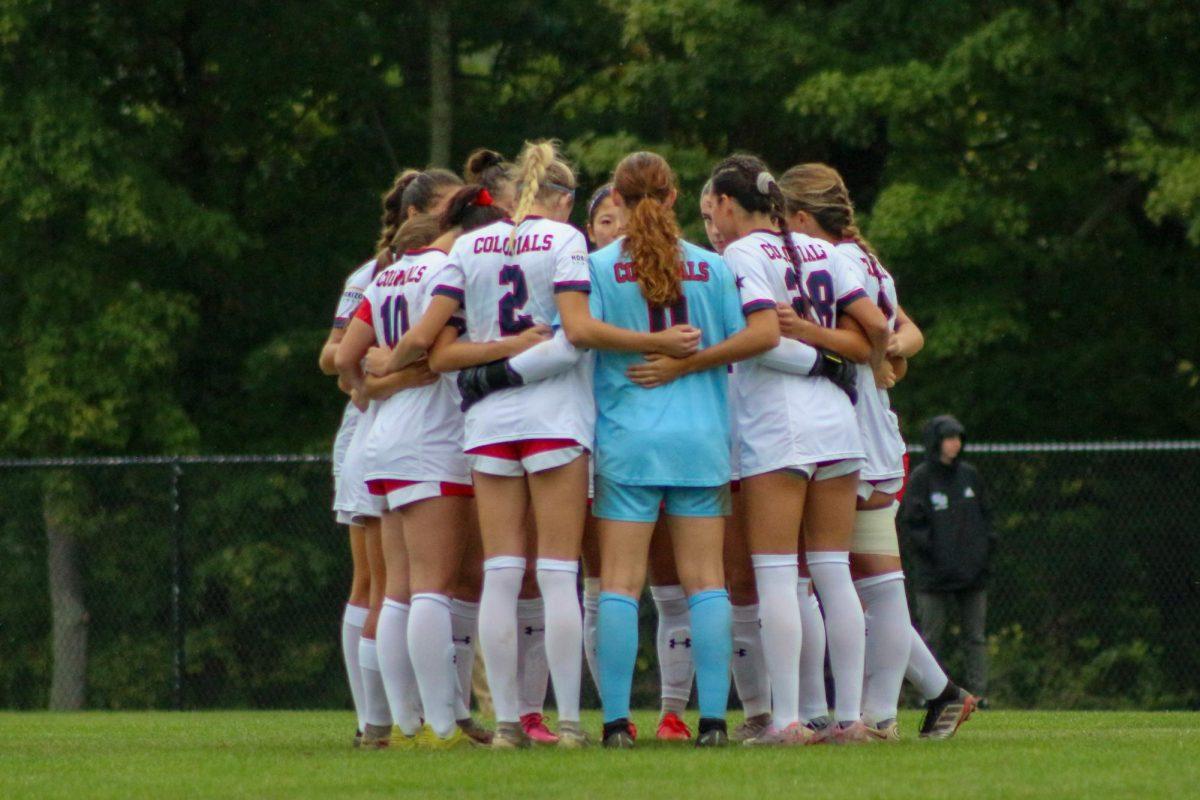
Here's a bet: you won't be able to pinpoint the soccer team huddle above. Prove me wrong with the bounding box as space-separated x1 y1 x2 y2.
318 140 977 750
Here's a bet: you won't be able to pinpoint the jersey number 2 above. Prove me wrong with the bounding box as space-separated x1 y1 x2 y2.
498 264 534 335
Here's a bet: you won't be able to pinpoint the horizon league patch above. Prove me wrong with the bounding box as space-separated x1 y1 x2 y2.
931 491 949 511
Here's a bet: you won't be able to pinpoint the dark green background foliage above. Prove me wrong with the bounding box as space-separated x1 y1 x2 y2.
2 2 1198 709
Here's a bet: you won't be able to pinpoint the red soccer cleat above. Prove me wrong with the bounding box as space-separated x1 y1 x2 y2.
520 712 560 745
656 711 693 741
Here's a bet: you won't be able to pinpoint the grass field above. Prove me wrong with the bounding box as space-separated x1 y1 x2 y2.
1 710 1197 799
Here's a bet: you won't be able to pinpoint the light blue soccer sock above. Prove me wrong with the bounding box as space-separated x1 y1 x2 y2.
688 589 732 720
597 592 640 724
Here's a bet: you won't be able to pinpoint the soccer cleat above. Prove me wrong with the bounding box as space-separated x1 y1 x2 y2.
491 721 531 750
556 721 590 749
804 716 835 745
353 729 363 748
656 711 693 741
603 719 636 749
919 684 977 740
457 359 523 411
520 712 560 745
831 721 874 744
694 719 729 748
863 718 901 743
742 721 813 746
809 348 858 405
457 717 494 746
422 727 476 750
627 720 639 740
731 712 773 743
359 723 392 749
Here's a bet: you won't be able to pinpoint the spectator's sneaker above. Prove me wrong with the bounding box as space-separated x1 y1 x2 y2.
490 721 531 750
457 717 493 746
919 684 977 740
520 712 560 745
694 719 729 748
359 723 392 749
863 718 901 743
457 360 523 411
556 721 590 749
603 719 636 749
656 712 692 741
742 721 812 746
809 348 858 405
422 727 476 750
831 720 873 744
804 715 835 745
731 712 773 742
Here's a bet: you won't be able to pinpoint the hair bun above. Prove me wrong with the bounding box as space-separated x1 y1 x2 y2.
465 148 504 179
756 171 776 195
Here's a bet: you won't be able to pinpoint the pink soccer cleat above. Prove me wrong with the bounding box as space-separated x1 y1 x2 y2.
520 712 560 745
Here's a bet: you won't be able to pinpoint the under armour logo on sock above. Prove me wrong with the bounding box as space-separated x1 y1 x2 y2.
453 635 472 645
524 626 546 636
735 648 748 658
668 637 692 649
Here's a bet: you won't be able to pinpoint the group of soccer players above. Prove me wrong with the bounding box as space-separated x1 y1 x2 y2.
317 141 977 749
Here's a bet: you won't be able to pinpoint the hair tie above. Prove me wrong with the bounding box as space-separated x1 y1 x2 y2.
756 171 776 196
476 188 494 206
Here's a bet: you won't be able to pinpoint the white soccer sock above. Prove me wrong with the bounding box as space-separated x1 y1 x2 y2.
509 329 581 382
341 604 368 732
517 597 549 716
376 598 422 735
907 626 950 701
536 559 583 723
450 599 479 719
797 578 830 722
651 584 694 715
357 637 394 729
752 554 802 728
731 603 771 718
479 556 526 723
407 593 458 738
582 577 601 693
857 571 910 724
807 551 865 724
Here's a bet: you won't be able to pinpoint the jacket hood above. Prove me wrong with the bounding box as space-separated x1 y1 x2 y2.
923 414 966 465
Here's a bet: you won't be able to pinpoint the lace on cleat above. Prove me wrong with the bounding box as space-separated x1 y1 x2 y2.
457 717 494 746
804 715 834 745
520 712 560 745
491 721 531 750
831 720 873 745
731 712 773 743
359 723 393 749
742 721 812 746
603 719 636 749
919 684 977 740
863 718 900 743
556 721 590 749
656 712 693 741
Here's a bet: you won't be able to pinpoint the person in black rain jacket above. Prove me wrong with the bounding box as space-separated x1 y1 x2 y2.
899 414 995 699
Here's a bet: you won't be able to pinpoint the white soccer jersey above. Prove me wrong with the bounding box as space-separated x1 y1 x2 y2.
357 248 472 486
432 217 595 450
837 240 906 482
329 260 377 480
727 230 865 477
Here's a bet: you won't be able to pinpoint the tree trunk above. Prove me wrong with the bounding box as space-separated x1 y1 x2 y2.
44 472 88 710
428 1 453 167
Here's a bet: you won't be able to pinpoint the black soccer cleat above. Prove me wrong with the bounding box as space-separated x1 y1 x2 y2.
602 718 635 749
457 359 524 411
919 682 977 740
808 348 858 405
695 718 729 748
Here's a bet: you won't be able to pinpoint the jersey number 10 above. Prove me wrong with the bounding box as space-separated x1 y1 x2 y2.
379 295 410 347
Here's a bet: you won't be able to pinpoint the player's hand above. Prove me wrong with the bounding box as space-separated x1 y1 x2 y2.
364 346 393 376
874 358 897 389
398 359 440 388
627 353 688 388
886 332 903 357
651 325 701 358
337 374 353 396
350 385 369 411
508 324 552 355
888 354 908 383
776 303 819 342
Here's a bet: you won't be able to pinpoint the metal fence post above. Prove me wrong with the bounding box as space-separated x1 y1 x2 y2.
169 461 184 711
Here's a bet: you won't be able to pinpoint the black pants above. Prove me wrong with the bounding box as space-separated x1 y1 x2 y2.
915 588 988 696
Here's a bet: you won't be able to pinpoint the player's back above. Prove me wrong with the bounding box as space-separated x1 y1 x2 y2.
589 238 743 486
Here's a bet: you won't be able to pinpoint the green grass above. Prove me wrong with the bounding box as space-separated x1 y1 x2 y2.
1 710 1197 799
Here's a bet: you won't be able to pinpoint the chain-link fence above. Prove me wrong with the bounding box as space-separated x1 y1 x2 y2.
2 443 1198 711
